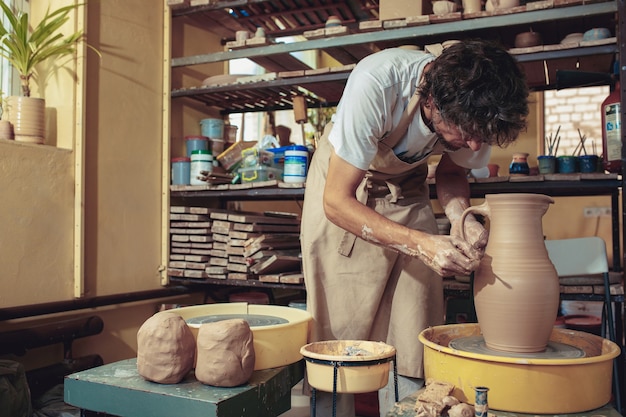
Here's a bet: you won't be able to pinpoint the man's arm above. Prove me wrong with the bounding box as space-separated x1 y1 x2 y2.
323 148 480 276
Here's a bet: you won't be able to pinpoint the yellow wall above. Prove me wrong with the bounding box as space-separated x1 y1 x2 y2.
0 0 207 368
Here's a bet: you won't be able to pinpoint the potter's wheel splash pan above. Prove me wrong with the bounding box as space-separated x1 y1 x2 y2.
167 303 312 370
419 323 620 414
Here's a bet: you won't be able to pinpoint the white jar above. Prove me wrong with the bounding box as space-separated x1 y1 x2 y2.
283 145 309 183
190 150 213 185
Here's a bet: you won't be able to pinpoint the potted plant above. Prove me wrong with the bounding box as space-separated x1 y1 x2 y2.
0 2 89 144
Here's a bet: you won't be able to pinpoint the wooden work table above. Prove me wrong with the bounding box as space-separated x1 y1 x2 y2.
64 358 304 417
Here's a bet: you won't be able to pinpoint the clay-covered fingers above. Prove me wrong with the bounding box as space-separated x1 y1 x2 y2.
451 214 488 253
416 235 481 277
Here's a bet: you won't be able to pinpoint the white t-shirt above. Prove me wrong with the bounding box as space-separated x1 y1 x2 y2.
328 48 491 171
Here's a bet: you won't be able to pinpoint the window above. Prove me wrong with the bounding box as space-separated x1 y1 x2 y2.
0 0 28 99
543 86 609 157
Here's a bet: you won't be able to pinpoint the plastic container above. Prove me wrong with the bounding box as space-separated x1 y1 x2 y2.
190 150 213 185
171 157 190 185
239 166 282 183
200 118 224 139
283 145 309 183
185 135 209 158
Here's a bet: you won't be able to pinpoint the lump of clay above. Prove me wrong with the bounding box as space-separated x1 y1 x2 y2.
195 318 255 387
448 403 475 417
136 312 196 384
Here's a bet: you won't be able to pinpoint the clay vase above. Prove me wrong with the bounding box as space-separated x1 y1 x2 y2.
460 193 559 353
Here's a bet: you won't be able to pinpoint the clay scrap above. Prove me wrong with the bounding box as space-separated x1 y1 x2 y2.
415 379 474 417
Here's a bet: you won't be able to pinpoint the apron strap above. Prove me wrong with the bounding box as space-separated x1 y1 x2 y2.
379 90 421 149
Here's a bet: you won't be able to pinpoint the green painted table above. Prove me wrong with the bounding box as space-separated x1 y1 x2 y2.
64 358 304 417
387 390 622 417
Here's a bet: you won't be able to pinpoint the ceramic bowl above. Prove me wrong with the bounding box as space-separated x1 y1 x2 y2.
514 31 542 48
432 0 458 15
583 27 611 41
561 32 584 44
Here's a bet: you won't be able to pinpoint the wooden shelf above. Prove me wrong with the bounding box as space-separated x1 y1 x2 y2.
170 1 618 111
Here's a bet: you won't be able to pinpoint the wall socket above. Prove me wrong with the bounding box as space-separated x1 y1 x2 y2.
583 207 612 217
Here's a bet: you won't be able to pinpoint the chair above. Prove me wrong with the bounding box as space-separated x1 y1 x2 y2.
545 237 622 413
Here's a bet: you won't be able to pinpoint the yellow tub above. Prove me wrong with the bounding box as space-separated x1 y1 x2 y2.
300 340 396 393
166 303 312 370
419 323 620 414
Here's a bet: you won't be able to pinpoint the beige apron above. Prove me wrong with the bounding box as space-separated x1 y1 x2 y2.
301 94 444 379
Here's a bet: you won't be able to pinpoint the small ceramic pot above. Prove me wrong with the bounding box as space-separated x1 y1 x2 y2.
509 152 529 176
462 0 481 13
579 155 600 173
432 0 457 15
582 27 611 41
487 163 499 177
515 31 542 48
537 155 556 174
557 155 579 173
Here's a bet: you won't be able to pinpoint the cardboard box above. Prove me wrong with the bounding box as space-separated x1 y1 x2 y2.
379 0 432 20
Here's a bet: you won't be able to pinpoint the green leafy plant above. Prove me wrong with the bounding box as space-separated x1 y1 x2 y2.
0 2 88 97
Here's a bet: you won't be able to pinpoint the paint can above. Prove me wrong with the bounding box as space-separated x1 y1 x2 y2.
171 157 190 185
283 145 308 183
190 150 213 185
200 118 224 139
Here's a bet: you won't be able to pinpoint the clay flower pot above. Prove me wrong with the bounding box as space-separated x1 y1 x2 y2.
5 96 45 144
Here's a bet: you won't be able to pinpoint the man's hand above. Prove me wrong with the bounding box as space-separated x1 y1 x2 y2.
393 232 482 277
450 213 488 254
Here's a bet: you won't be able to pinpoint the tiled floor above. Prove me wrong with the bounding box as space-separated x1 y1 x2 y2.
282 380 311 417
282 380 379 417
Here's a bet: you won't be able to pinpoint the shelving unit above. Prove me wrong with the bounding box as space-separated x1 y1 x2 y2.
167 1 625 360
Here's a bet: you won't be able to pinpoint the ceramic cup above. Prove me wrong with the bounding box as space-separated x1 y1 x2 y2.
579 155 600 173
235 30 250 41
462 0 482 13
433 0 457 15
557 155 579 173
537 155 556 174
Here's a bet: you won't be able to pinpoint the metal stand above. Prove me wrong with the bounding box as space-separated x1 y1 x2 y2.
310 354 398 417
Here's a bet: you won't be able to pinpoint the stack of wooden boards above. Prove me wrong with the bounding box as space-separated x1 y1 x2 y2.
167 206 304 284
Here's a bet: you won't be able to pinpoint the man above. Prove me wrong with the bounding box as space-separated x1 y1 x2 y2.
300 39 529 417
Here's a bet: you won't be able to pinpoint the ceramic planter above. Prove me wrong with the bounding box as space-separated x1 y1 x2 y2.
5 96 45 144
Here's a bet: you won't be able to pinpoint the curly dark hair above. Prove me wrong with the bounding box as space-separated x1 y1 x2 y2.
417 39 529 147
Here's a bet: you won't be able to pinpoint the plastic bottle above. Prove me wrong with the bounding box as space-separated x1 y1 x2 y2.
601 80 622 173
190 150 213 185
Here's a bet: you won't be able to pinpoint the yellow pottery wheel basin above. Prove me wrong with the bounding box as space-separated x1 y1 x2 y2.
167 303 312 370
419 323 619 414
300 340 396 394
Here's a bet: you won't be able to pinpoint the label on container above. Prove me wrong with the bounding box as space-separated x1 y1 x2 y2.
190 150 213 185
604 102 621 162
283 146 308 183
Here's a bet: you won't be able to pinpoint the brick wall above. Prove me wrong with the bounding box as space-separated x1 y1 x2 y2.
543 86 609 157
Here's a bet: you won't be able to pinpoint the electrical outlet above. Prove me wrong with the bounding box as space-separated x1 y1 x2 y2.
583 207 612 217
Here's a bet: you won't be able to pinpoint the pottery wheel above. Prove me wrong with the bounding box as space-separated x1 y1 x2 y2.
186 314 288 327
449 336 586 359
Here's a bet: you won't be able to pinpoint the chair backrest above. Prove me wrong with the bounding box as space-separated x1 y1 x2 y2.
544 237 609 277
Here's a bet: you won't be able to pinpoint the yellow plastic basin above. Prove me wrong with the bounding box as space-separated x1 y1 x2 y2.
167 303 312 370
419 323 620 414
300 340 396 393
